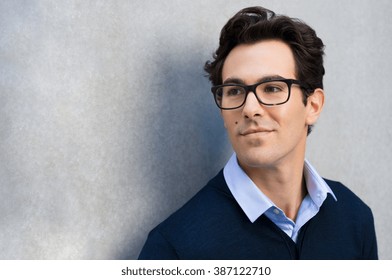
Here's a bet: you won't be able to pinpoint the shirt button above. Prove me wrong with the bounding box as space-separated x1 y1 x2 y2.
273 208 280 215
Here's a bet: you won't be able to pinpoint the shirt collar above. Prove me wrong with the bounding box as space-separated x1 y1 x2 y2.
223 153 337 223
303 158 337 207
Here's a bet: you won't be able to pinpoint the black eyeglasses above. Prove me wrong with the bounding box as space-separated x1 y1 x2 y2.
211 78 311 110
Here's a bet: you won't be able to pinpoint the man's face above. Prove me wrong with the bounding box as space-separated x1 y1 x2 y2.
221 40 322 172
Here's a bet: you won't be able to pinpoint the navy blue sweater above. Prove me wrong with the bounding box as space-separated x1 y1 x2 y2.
138 170 378 259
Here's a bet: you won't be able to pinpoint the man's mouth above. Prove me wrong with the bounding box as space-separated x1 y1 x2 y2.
240 127 274 136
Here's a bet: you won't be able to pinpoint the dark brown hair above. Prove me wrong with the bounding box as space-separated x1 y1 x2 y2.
204 6 325 97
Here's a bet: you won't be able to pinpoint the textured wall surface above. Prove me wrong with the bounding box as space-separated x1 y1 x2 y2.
1 0 391 259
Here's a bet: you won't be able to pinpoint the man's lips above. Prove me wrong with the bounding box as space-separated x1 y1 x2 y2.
240 127 274 136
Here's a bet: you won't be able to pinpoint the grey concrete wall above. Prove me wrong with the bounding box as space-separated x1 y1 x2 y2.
0 0 391 259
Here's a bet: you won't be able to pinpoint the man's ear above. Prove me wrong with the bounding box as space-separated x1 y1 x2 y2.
306 88 325 126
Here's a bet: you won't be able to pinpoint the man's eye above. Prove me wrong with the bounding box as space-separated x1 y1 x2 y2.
264 86 282 93
226 87 243 96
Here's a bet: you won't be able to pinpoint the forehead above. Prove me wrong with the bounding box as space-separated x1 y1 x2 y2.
222 40 296 83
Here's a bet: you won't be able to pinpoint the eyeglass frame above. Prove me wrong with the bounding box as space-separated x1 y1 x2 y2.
211 78 312 110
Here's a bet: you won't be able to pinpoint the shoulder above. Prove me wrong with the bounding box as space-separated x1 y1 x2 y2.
139 170 244 259
324 178 370 208
320 178 378 259
156 170 237 232
323 178 374 222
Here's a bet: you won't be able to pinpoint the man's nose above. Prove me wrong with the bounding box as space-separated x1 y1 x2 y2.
241 91 266 119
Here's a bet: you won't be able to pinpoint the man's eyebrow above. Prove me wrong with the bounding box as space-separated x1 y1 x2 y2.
222 75 286 85
257 75 286 82
222 77 244 84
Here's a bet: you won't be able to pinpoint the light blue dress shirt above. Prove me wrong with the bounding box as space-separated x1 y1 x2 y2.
223 153 337 243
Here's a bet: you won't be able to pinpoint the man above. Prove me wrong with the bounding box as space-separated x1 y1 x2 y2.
138 6 378 259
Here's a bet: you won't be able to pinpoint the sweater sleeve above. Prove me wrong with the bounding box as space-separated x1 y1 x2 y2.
362 207 378 260
138 228 179 260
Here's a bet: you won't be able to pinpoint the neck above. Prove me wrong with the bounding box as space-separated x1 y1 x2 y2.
240 155 307 221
